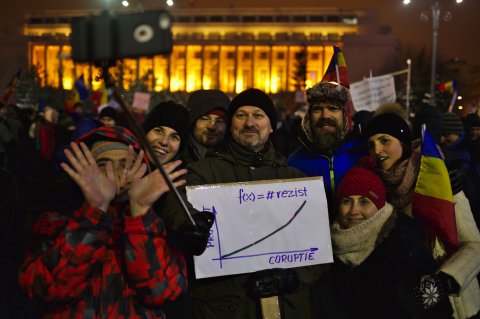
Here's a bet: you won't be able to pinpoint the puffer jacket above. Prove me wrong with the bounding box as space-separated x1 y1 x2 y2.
287 132 366 220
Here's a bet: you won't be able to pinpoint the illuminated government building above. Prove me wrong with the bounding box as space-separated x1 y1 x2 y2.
20 7 396 94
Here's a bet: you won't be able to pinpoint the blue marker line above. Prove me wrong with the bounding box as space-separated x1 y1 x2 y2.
212 206 223 269
212 247 318 261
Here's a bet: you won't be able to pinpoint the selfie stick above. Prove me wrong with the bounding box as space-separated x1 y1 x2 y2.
100 65 196 227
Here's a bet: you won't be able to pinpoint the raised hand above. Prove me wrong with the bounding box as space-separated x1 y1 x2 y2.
128 160 187 217
60 142 116 211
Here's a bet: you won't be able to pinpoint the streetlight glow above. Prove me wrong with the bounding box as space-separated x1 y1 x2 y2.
166 0 174 6
404 0 464 106
457 95 463 100
122 0 129 7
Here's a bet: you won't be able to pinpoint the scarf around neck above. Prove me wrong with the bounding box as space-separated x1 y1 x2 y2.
376 140 421 211
331 203 395 267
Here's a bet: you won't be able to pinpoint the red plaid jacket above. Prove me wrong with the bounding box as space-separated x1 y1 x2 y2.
19 202 187 318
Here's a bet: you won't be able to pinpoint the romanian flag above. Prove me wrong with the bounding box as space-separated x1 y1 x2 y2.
322 46 350 88
437 80 457 94
90 83 108 111
412 127 458 255
2 69 21 104
75 74 89 101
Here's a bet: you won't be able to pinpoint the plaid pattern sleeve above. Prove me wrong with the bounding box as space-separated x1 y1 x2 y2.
18 202 114 303
123 209 187 306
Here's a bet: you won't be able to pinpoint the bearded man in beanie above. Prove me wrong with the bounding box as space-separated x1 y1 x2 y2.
19 126 188 318
186 89 230 162
160 88 320 319
288 82 366 220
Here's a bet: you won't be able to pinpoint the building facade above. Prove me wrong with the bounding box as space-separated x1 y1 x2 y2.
24 7 364 93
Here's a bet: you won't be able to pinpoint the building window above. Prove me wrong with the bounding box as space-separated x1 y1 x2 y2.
210 52 219 59
259 52 268 60
292 16 307 22
227 52 235 59
275 15 289 22
311 53 319 60
193 16 207 22
177 16 190 23
259 16 273 22
326 15 341 22
226 16 240 22
210 16 223 22
242 16 256 22
194 52 203 59
243 52 251 60
310 15 325 22
277 52 285 60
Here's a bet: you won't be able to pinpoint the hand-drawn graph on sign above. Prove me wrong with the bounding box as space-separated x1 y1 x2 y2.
187 177 333 279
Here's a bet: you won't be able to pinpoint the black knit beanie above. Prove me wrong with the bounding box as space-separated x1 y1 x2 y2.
142 101 189 150
365 113 412 146
99 106 119 122
228 88 277 132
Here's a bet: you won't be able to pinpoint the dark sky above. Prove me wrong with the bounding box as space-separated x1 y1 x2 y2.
2 0 478 70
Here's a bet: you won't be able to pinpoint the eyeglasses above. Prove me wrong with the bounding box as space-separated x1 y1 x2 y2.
197 116 227 126
310 104 342 112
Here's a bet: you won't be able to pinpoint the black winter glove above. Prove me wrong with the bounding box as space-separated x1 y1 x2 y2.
414 272 457 309
246 268 300 298
180 211 215 256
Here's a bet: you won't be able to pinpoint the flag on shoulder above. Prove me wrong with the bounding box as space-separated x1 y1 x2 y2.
412 126 458 255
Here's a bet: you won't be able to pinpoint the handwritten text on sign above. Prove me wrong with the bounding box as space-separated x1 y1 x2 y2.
350 74 396 112
187 177 333 279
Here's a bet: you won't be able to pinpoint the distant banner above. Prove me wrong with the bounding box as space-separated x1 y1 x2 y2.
350 74 396 112
187 177 333 279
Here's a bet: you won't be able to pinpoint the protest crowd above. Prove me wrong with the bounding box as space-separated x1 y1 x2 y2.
1 45 480 319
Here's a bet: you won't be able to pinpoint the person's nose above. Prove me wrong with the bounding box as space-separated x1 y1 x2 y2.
245 115 256 127
374 143 384 156
318 107 334 119
349 202 361 215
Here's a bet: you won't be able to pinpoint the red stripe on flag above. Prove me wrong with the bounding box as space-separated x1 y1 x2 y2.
412 192 458 254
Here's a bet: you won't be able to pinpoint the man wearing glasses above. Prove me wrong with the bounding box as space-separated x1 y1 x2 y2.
287 81 366 220
186 89 230 162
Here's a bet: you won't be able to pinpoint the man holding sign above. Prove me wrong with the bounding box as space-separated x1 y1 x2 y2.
162 88 322 319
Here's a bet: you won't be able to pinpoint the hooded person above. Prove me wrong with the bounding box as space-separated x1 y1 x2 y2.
288 81 367 220
186 89 230 162
142 101 190 167
19 125 189 319
311 161 453 318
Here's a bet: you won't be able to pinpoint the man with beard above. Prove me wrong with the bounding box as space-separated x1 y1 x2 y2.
161 88 320 319
288 82 366 220
185 89 230 162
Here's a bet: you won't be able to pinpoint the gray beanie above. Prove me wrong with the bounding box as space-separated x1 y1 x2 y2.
442 112 464 136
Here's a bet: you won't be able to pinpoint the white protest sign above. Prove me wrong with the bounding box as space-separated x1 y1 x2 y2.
132 91 151 111
187 177 333 279
350 74 396 112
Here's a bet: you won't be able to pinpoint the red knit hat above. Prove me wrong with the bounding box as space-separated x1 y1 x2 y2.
336 166 386 209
